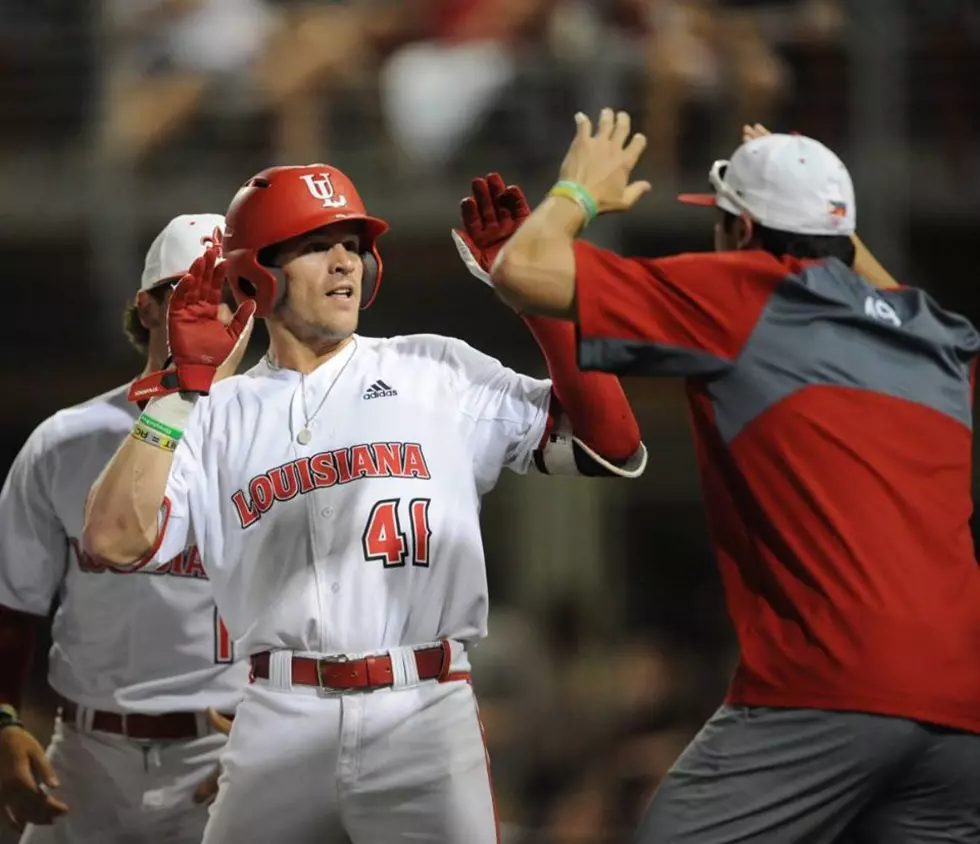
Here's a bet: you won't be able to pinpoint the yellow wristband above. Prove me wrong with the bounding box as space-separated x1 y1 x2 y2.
549 181 598 227
131 422 179 453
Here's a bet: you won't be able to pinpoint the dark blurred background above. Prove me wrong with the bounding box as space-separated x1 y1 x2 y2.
1 0 979 841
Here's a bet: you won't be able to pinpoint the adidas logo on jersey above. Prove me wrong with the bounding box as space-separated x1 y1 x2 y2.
363 380 397 400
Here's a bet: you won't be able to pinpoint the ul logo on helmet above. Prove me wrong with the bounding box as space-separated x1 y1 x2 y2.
300 173 348 209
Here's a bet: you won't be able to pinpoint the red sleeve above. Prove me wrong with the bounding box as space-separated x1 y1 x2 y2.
573 242 783 377
520 315 641 463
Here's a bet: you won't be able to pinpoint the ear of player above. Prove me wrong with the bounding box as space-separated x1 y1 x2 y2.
452 173 530 286
127 247 256 402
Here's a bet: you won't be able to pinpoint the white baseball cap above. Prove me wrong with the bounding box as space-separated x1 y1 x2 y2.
678 133 856 236
140 213 226 291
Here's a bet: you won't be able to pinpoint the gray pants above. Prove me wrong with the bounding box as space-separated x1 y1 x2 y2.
635 705 980 844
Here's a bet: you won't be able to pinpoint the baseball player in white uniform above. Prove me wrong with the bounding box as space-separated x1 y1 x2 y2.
0 215 248 842
81 165 648 843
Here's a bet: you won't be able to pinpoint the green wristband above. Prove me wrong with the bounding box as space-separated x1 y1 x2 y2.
138 412 184 441
0 703 23 732
549 180 599 226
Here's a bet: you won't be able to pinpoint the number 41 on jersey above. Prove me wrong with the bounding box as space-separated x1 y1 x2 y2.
362 498 432 568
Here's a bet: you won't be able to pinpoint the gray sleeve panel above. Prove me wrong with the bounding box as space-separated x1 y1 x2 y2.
577 336 734 378
710 260 979 444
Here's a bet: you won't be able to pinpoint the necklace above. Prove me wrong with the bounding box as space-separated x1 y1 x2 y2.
269 338 358 445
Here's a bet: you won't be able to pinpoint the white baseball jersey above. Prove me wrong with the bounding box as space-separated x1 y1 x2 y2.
137 334 553 656
0 386 247 713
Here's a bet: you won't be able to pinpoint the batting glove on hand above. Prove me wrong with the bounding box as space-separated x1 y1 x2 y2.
452 173 530 287
128 246 256 402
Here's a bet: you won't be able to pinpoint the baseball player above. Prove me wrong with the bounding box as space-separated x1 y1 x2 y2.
0 215 249 842
490 108 980 842
80 165 648 843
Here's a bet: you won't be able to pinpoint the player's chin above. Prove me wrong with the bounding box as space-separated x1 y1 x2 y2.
318 307 359 338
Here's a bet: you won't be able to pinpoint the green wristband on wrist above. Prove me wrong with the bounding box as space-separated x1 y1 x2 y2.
0 703 23 732
549 180 599 227
138 412 184 441
131 422 180 453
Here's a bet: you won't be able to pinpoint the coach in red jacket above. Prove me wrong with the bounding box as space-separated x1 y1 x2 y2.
490 110 980 843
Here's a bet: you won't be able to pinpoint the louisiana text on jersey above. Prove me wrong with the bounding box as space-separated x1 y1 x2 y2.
231 442 431 529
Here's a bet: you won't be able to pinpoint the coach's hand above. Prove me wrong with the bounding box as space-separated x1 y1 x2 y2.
743 123 771 142
558 108 651 215
192 708 233 806
0 726 68 831
452 173 530 286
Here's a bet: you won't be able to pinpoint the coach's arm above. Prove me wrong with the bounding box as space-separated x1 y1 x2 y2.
491 110 649 320
490 196 583 320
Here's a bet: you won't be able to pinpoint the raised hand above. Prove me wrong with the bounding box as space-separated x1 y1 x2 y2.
128 247 256 402
557 109 651 216
167 247 255 392
742 123 772 142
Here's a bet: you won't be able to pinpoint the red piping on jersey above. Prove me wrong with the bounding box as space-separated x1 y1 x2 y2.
113 497 173 574
467 678 502 844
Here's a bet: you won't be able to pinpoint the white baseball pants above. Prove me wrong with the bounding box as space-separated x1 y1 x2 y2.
19 713 225 844
202 659 499 843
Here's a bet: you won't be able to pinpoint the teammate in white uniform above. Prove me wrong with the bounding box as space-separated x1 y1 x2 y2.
0 215 249 842
81 166 648 843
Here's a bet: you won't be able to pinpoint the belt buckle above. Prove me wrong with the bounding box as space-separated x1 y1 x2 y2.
315 654 349 689
120 713 129 737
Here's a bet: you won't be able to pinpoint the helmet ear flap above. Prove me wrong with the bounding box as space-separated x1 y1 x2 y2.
268 265 288 312
226 250 281 318
360 249 381 310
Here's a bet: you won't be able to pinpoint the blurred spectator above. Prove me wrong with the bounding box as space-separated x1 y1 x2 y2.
378 0 560 173
99 0 412 164
100 0 278 162
908 0 980 184
517 632 709 844
251 0 414 162
531 721 695 844
587 0 838 184
0 0 91 152
630 0 788 183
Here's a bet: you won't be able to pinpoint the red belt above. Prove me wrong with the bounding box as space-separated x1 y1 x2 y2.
250 641 468 690
60 701 234 741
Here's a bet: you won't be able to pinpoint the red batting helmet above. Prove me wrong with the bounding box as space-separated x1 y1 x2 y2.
222 164 389 317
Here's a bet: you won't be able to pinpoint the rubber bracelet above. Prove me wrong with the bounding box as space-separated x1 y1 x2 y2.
130 423 180 453
137 413 184 441
0 703 23 732
549 181 599 226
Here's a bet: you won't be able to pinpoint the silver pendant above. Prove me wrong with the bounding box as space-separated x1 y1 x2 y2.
296 428 312 445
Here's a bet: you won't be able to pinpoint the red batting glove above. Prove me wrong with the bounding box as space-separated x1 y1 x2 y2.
452 173 530 284
128 247 256 402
